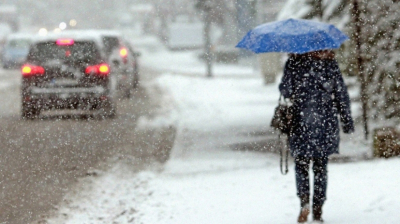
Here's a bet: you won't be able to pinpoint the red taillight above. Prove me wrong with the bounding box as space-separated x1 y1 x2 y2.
21 64 45 77
120 48 128 57
98 64 109 74
120 48 128 64
85 63 110 76
56 39 74 46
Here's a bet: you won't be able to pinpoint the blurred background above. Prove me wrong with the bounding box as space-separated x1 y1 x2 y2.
1 1 400 223
0 0 284 57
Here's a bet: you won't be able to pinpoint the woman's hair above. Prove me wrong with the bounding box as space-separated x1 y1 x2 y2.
310 50 335 60
289 50 335 60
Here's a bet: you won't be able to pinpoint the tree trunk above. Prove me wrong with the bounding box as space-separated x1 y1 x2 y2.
204 8 213 78
351 0 369 139
315 0 323 19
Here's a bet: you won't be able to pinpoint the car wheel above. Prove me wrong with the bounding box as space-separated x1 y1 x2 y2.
21 104 39 120
124 86 132 99
108 107 117 118
124 74 138 99
98 101 117 119
106 102 117 118
133 76 139 89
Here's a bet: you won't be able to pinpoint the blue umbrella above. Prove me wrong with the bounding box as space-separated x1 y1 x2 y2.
236 18 349 54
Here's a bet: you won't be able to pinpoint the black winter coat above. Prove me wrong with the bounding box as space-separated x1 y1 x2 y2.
279 55 354 158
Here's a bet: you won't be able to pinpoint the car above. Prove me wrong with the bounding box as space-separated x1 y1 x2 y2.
96 30 122 58
90 30 140 98
125 40 141 89
1 33 32 69
116 39 141 98
63 30 139 98
59 30 121 58
21 33 117 119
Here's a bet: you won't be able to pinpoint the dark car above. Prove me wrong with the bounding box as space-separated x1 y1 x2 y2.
62 30 141 98
21 34 117 119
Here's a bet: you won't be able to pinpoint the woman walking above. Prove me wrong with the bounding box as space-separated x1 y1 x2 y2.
279 50 354 223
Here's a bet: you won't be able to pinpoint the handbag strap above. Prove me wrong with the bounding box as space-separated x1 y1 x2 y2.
279 134 289 175
278 94 288 105
278 76 292 175
278 93 283 105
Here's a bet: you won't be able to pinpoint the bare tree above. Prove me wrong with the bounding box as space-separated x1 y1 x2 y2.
305 0 323 19
351 0 369 139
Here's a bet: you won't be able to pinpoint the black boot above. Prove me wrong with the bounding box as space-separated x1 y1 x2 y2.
313 206 324 223
297 196 310 223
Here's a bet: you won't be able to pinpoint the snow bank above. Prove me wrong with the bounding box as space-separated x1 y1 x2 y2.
154 73 277 132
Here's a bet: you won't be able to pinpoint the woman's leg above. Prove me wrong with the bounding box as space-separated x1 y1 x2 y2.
312 156 328 221
295 156 311 205
312 156 328 206
295 156 311 223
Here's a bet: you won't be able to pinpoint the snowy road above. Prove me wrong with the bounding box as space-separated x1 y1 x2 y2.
0 68 176 223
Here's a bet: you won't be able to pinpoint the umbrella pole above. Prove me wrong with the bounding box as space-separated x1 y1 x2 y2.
352 0 369 140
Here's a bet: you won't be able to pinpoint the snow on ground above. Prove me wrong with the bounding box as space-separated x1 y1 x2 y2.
135 158 400 224
45 35 400 224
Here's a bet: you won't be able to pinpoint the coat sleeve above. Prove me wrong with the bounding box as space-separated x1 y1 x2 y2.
279 60 294 99
332 61 354 134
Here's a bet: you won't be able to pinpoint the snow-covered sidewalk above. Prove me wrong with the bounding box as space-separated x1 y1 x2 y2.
134 158 400 224
45 35 400 224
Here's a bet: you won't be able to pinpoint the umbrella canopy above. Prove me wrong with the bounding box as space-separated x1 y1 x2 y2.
236 18 349 54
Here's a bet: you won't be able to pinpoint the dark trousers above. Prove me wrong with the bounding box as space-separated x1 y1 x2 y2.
295 156 328 207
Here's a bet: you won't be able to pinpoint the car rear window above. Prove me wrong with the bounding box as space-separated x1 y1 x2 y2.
102 36 120 55
28 41 100 64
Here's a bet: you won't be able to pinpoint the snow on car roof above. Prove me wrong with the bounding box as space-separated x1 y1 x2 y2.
58 29 122 38
30 29 123 43
84 29 122 37
31 31 103 46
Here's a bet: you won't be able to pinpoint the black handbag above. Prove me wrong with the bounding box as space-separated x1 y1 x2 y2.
270 95 293 135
